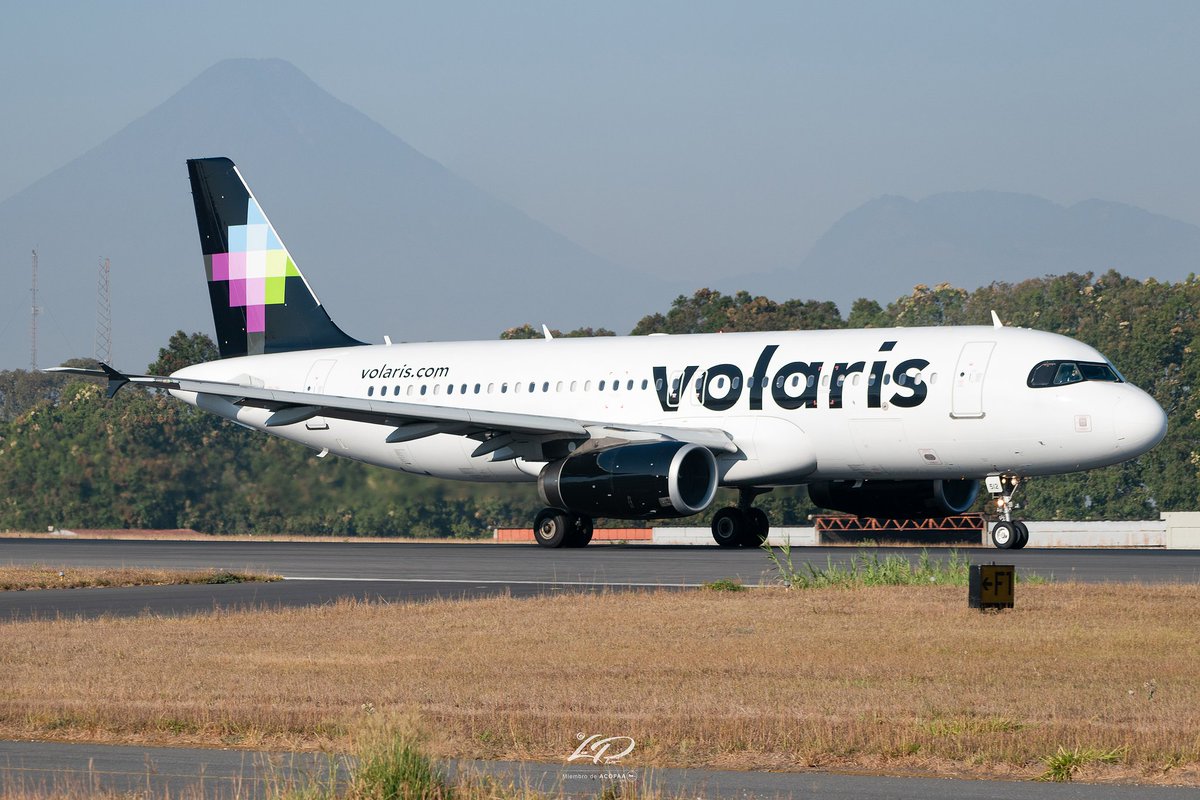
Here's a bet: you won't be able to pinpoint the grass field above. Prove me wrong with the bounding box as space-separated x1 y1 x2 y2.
0 565 278 591
0 584 1197 785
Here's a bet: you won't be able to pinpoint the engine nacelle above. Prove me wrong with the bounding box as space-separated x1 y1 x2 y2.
538 441 718 519
807 478 980 518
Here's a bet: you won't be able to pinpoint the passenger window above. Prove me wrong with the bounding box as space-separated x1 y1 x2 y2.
585 380 592 391
461 384 467 394
642 379 649 390
542 382 549 392
474 383 481 394
852 374 860 386
570 381 577 392
556 381 563 392
627 380 633 390
380 385 388 396
599 380 606 390
655 378 664 391
394 385 400 395
501 383 508 393
447 384 453 395
434 385 441 395
407 385 415 396
529 382 536 393
368 386 375 397
420 385 427 396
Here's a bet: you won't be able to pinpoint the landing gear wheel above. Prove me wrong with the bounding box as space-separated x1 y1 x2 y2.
711 507 745 548
1013 521 1029 550
742 508 770 547
991 521 1017 550
533 508 572 548
565 515 594 548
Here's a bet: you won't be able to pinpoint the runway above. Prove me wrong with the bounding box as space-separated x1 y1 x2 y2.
3 538 1199 798
2 740 1195 800
1 538 1198 621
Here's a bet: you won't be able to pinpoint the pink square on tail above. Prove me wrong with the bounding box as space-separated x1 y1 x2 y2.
211 252 229 281
228 278 247 307
247 304 265 333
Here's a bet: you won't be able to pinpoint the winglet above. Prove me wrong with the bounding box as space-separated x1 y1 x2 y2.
542 324 554 340
990 310 1003 328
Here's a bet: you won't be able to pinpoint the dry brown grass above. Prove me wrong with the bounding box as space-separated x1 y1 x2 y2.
0 584 1197 785
0 566 279 591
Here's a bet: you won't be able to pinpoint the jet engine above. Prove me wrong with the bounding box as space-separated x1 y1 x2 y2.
807 478 980 518
538 441 718 519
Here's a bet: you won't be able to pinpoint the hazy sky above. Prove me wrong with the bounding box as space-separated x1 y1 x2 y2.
3 1 1199 284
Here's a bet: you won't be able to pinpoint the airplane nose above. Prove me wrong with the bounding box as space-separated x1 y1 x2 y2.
1114 390 1168 455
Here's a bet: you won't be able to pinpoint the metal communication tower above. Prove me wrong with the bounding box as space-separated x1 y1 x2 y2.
30 249 40 370
96 257 112 364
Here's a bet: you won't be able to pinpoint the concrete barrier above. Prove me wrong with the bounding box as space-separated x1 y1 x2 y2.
495 519 1190 548
1019 520 1166 548
651 527 818 546
1161 512 1200 549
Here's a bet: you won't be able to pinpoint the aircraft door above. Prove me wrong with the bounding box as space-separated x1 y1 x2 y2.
303 358 337 430
951 342 994 419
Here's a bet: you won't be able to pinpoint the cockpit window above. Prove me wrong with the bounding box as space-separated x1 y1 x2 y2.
1027 360 1123 388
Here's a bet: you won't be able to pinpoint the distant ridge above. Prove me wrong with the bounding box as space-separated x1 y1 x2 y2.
0 59 664 370
756 191 1200 310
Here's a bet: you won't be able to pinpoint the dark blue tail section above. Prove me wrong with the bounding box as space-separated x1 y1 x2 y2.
187 157 363 359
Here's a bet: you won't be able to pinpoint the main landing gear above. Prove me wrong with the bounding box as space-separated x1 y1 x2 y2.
533 508 594 548
987 474 1029 550
710 487 772 548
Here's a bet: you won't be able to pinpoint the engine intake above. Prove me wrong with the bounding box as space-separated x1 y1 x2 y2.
807 478 980 518
538 441 718 519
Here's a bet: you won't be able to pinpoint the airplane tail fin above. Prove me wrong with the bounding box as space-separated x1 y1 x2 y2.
186 157 363 359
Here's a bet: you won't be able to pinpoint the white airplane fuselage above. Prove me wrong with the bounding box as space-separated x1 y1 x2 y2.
172 324 1166 487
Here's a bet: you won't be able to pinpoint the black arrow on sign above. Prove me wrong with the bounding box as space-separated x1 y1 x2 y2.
981 576 994 591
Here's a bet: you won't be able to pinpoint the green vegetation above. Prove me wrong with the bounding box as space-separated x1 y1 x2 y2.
0 271 1194 536
765 543 977 588
1038 745 1124 782
701 578 747 592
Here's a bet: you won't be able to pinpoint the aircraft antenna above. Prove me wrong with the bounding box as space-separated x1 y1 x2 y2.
30 249 40 370
96 257 112 364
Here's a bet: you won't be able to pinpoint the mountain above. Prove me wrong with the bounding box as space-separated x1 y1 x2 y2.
0 59 667 371
755 191 1200 312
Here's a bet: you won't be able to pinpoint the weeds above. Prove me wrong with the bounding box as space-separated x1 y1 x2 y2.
0 565 279 591
764 542 972 588
764 542 1048 589
1038 746 1124 782
701 578 746 592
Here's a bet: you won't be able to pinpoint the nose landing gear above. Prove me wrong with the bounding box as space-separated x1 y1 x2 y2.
987 474 1029 549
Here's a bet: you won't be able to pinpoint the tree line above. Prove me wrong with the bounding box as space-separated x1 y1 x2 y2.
0 271 1195 535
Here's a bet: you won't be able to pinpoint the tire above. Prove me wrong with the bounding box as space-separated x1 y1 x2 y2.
565 515 594 547
741 508 770 547
1013 521 1029 550
991 521 1017 550
533 508 571 548
711 507 745 548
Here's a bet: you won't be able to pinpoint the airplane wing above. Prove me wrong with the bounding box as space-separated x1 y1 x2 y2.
45 365 738 458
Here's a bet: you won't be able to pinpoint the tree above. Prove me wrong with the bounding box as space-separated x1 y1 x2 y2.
147 331 219 374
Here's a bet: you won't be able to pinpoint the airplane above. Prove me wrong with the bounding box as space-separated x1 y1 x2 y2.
51 158 1169 550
